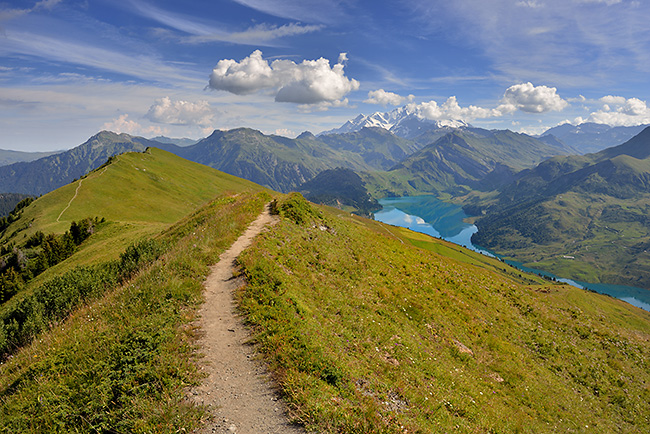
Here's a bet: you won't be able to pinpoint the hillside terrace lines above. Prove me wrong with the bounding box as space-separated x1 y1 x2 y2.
56 166 109 222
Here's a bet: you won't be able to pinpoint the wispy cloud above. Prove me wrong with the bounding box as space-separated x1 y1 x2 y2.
129 0 322 45
0 31 203 86
228 0 348 24
403 0 650 87
0 0 62 22
183 22 323 44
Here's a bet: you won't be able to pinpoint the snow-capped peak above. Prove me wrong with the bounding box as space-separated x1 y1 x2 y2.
320 105 470 138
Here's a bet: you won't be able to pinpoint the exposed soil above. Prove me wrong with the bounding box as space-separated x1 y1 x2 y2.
192 205 305 434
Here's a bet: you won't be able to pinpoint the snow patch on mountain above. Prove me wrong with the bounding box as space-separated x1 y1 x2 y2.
321 106 470 138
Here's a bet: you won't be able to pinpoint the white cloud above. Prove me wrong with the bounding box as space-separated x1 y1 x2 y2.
516 1 543 8
499 82 568 113
208 50 360 106
393 82 567 124
183 22 323 44
228 0 346 24
364 89 414 106
587 96 650 126
298 98 352 112
102 114 167 136
407 97 504 122
274 128 296 137
145 97 214 126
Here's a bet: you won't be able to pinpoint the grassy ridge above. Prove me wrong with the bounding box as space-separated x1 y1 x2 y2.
1 147 264 287
0 191 270 432
237 195 650 433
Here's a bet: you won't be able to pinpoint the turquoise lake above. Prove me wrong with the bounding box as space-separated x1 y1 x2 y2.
374 195 650 312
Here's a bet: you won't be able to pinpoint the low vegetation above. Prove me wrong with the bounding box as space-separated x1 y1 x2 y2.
0 191 270 432
237 194 650 433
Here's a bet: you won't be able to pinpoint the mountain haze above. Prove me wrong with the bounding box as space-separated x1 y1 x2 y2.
541 122 649 154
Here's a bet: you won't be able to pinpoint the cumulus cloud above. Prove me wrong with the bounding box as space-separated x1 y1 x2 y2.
393 82 568 124
102 114 166 136
407 97 505 122
274 128 296 137
208 50 360 106
587 96 650 126
145 97 214 126
364 89 414 106
499 82 568 113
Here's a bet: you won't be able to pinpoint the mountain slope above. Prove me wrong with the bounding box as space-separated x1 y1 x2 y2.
0 131 168 195
164 127 426 192
317 127 420 170
1 147 265 265
472 126 650 287
379 129 574 196
236 194 650 433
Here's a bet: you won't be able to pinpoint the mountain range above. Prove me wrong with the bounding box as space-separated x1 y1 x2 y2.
0 124 571 199
541 122 649 154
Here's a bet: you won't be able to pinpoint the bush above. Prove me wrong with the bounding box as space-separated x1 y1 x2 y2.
0 239 165 359
276 193 322 225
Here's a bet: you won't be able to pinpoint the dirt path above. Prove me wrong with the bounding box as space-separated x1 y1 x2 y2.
192 205 305 434
57 166 109 222
57 178 84 222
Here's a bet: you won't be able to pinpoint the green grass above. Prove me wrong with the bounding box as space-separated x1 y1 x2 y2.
1 147 267 303
0 191 270 433
474 191 650 288
2 147 263 246
237 195 650 433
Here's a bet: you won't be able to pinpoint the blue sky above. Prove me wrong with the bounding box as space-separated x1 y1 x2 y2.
2 0 650 151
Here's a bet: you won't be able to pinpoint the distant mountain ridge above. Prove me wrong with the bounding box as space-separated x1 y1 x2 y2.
540 122 649 154
321 105 470 139
364 127 578 197
0 127 423 196
0 149 62 167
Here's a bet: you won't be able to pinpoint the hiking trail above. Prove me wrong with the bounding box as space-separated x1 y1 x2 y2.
192 204 304 434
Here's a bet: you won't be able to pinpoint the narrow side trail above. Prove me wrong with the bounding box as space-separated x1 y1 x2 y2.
57 178 84 222
193 205 304 434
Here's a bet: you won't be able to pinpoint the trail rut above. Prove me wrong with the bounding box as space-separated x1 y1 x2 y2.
192 204 304 434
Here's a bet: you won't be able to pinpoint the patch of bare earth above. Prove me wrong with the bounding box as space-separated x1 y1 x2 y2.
191 205 304 434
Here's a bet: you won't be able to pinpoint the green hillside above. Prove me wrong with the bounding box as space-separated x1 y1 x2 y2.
236 195 650 433
0 147 266 301
472 127 650 288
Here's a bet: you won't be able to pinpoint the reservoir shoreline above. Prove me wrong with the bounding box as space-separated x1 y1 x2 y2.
374 196 650 312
